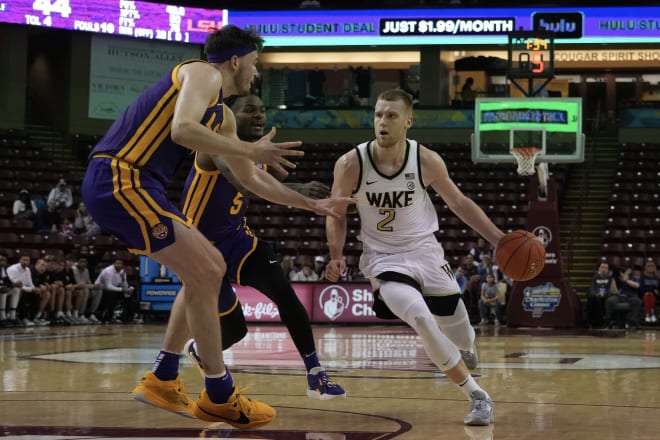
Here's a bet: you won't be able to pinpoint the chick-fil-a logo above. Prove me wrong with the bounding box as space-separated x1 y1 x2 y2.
242 302 280 320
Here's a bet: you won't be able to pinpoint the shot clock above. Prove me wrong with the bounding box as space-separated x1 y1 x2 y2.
507 31 554 78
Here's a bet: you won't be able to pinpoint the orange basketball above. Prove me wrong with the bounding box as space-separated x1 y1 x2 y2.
494 230 546 281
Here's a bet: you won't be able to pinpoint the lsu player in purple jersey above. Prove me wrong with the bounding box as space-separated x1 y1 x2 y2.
82 25 353 428
179 94 345 400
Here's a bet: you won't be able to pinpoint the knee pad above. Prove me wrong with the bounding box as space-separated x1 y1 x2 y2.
434 299 475 351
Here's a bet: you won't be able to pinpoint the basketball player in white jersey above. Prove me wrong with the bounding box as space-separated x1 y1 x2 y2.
325 89 505 426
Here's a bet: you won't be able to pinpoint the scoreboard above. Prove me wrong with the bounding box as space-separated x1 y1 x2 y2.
0 0 226 44
508 31 555 78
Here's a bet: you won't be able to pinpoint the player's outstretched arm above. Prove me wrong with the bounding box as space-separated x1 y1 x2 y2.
223 154 353 218
420 146 505 248
171 62 303 174
325 151 359 282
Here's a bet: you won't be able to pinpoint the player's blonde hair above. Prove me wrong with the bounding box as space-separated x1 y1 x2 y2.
377 89 414 111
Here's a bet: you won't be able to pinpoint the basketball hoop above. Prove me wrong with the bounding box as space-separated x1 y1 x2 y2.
511 147 541 176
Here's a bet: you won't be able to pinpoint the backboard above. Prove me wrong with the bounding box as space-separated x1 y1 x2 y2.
471 97 585 164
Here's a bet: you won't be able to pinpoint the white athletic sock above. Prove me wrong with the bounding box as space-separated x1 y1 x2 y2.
458 375 490 400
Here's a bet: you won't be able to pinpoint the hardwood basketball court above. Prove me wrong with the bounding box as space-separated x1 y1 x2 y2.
1 323 659 439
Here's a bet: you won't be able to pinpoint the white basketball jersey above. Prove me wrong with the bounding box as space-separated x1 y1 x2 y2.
354 139 439 253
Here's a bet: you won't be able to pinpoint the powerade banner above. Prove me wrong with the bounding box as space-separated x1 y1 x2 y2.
139 256 181 311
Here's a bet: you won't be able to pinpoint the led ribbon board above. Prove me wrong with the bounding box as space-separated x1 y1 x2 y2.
1 0 226 43
1 3 659 45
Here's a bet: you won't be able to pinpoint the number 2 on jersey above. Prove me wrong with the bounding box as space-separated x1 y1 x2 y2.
377 208 395 231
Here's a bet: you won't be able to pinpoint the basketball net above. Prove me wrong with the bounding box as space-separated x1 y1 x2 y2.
511 147 541 176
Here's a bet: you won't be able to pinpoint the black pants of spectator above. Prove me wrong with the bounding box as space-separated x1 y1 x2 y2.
97 289 121 322
119 292 139 322
586 293 606 327
17 291 38 321
97 290 138 322
604 294 642 326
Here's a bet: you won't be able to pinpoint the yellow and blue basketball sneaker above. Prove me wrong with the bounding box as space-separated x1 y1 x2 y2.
132 371 196 418
182 339 276 428
194 387 276 428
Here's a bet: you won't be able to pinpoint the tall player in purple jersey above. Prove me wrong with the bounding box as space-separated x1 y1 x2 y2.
177 94 345 400
82 26 353 428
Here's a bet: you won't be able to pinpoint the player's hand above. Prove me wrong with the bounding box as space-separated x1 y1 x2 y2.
325 259 345 282
299 181 330 199
251 127 304 176
309 197 357 218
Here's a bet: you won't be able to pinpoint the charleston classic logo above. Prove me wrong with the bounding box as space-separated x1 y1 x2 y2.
319 285 350 321
151 223 169 240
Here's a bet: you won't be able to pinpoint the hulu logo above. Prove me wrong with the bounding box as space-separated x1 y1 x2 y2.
532 12 583 38
538 18 577 33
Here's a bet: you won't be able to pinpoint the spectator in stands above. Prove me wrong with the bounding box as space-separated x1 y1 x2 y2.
313 255 327 280
0 253 16 327
35 200 61 235
76 245 101 276
59 216 75 238
6 254 43 326
48 257 75 325
94 258 135 323
461 253 482 314
64 254 90 324
291 262 319 282
73 201 102 237
455 265 468 298
461 253 480 279
639 260 659 324
605 265 642 329
479 272 503 326
281 255 298 281
469 237 491 263
28 257 52 325
12 189 37 221
47 177 73 209
586 261 616 328
72 256 102 323
477 255 498 284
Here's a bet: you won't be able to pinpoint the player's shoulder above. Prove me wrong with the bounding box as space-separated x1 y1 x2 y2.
178 61 222 85
333 147 360 178
417 143 442 162
337 147 359 164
